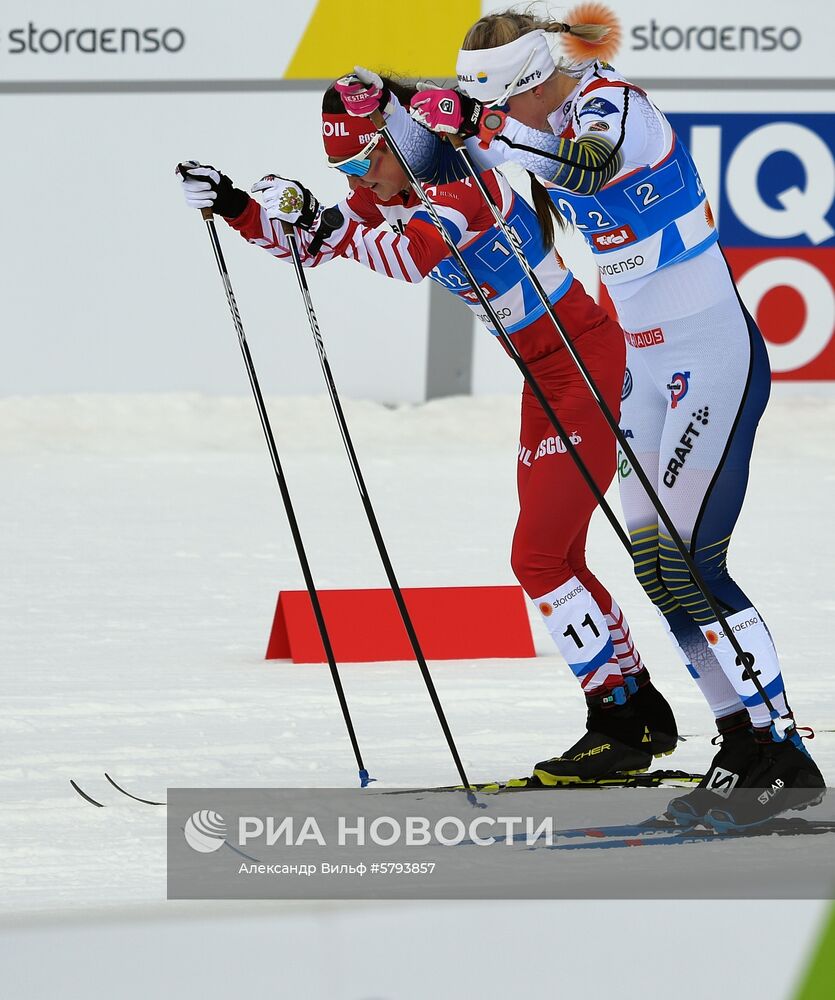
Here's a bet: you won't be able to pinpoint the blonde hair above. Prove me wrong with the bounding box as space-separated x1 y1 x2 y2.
461 8 612 249
462 10 609 54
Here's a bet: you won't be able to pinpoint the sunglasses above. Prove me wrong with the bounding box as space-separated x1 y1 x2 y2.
328 133 384 177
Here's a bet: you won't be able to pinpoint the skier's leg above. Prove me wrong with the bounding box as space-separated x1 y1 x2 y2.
511 329 652 781
568 525 678 757
618 340 744 723
655 301 824 826
652 301 784 726
643 295 823 824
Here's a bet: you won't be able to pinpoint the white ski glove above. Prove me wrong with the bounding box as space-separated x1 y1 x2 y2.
176 161 249 217
250 175 321 229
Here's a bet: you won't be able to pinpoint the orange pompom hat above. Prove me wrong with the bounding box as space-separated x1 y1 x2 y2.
561 2 622 64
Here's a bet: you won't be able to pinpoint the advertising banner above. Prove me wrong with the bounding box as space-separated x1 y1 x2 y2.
672 112 835 379
1 1 833 391
1 2 830 85
0 1 480 83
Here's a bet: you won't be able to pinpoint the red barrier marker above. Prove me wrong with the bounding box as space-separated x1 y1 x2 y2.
266 586 535 663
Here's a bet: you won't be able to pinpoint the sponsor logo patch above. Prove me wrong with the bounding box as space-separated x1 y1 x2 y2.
666 371 691 408
516 69 542 87
599 255 645 276
706 768 739 799
625 327 665 348
578 96 619 118
622 367 633 400
588 120 610 132
572 743 611 760
662 411 708 487
758 778 785 805
592 225 637 251
460 281 497 304
533 431 582 461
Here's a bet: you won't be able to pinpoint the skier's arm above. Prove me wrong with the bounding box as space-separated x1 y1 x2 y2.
176 162 338 268
329 170 509 282
490 84 637 193
489 109 623 194
324 185 456 282
225 197 352 269
384 98 467 185
389 103 621 194
334 68 464 184
177 161 464 282
406 84 630 194
228 180 449 281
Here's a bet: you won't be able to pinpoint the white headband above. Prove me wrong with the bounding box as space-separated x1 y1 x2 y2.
456 30 557 105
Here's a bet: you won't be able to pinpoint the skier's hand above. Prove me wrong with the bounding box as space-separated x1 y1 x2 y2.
410 87 506 147
335 66 391 117
176 161 249 218
251 175 321 230
410 87 473 135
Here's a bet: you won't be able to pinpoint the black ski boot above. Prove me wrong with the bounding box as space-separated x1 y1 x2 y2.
629 668 678 758
666 710 760 825
705 725 826 831
534 685 652 785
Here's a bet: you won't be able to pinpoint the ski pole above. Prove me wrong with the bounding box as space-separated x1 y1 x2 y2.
191 196 372 786
443 135 779 722
278 219 476 795
369 113 780 726
366 118 630 553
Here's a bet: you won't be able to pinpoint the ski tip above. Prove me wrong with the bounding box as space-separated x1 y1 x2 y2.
70 779 104 807
103 773 166 806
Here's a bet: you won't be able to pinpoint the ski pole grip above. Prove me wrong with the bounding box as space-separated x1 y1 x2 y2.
370 109 386 132
175 163 215 220
307 206 345 256
280 220 294 236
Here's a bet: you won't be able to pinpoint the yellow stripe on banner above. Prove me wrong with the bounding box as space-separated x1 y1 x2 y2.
794 903 835 999
285 0 481 79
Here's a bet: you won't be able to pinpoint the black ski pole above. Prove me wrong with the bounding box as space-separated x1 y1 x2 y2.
369 116 629 554
191 198 372 786
443 135 779 722
370 111 780 732
279 219 476 795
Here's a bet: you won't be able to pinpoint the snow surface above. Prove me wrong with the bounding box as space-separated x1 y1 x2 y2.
1 391 833 998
